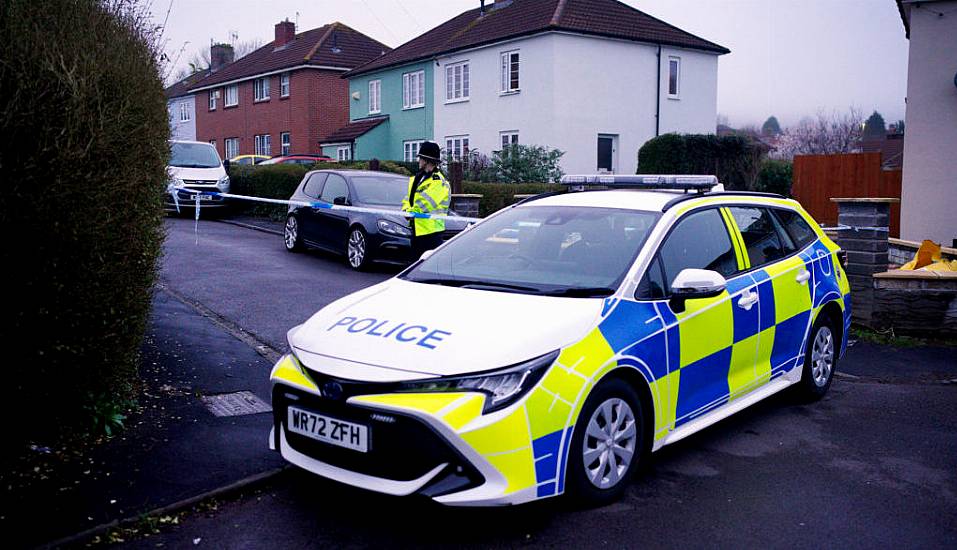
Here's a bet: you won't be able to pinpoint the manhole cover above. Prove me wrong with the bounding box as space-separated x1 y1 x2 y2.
201 391 272 417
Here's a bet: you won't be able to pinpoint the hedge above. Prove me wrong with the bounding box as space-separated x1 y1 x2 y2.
228 161 411 219
755 159 793 196
637 133 767 191
0 1 169 448
462 182 563 217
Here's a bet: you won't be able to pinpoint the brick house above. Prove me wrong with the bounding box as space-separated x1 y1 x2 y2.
188 20 390 159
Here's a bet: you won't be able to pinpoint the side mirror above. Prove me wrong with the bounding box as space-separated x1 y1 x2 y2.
222 158 230 173
669 268 726 313
333 196 349 206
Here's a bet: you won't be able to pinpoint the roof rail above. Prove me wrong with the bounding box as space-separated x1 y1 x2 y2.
661 191 788 212
560 174 720 193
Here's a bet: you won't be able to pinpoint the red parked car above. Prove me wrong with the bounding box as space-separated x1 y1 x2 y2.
260 154 334 166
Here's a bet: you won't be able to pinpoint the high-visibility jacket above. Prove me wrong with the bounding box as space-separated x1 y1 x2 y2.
402 170 451 236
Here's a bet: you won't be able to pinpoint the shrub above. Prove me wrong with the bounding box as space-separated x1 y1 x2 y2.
637 133 767 190
755 159 793 196
0 0 169 448
462 182 563 217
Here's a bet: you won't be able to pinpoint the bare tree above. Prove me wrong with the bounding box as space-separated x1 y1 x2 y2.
172 38 262 82
773 108 863 159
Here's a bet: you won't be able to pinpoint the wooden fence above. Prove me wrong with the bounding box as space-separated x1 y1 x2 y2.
791 153 901 237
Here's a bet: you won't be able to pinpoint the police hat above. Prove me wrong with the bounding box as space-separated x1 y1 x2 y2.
417 141 442 163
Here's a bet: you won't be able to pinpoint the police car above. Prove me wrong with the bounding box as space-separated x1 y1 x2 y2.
269 175 851 506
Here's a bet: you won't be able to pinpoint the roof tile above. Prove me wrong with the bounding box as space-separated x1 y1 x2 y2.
318 116 389 144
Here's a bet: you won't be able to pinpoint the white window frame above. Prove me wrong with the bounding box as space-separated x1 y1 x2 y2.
445 61 470 102
337 145 352 161
208 90 217 110
403 140 424 162
179 101 190 122
254 77 270 102
280 73 290 98
402 70 425 109
500 51 520 93
668 56 681 99
224 137 239 159
280 132 291 156
225 84 239 107
500 131 519 151
444 135 470 161
368 79 381 114
254 134 271 157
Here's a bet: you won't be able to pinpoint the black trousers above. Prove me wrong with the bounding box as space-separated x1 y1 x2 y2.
411 232 444 260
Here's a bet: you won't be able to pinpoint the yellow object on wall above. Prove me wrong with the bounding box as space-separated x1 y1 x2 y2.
900 240 957 271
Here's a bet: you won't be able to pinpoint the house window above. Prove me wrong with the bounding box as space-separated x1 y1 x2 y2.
280 132 291 156
254 77 270 101
225 84 238 107
208 90 217 110
403 140 424 162
445 135 469 161
445 61 469 102
225 138 239 159
500 51 520 93
280 73 290 97
179 102 191 122
402 70 425 109
337 145 351 161
369 79 381 114
668 56 680 98
254 134 271 157
500 131 519 151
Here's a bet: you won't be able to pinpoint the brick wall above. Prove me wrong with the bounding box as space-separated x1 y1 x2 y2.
196 68 350 157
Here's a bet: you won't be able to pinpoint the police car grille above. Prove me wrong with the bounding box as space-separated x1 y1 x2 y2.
274 386 483 487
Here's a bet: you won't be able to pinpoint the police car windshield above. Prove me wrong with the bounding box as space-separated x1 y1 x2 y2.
169 142 221 168
402 205 659 296
350 175 408 206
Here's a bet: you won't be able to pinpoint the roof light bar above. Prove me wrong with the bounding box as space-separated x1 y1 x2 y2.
560 174 719 191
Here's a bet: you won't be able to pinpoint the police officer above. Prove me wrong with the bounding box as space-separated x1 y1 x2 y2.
402 141 451 259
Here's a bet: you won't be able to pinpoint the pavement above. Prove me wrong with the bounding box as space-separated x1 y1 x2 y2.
14 217 956 548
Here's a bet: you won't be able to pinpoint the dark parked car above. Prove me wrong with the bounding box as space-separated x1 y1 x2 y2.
283 170 468 270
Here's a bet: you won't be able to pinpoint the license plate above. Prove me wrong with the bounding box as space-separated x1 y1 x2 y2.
287 406 368 452
197 194 214 201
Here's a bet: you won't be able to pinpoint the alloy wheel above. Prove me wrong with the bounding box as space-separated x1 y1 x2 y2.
582 398 637 489
284 217 298 250
811 325 834 387
347 229 366 268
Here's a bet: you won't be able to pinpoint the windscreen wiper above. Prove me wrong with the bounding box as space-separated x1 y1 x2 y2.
412 278 541 293
542 287 618 297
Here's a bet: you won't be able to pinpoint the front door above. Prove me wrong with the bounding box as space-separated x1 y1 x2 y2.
653 208 741 427
597 134 617 173
316 173 352 250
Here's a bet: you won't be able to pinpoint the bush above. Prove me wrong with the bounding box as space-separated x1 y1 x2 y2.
462 182 563 217
755 159 793 196
0 0 169 448
229 162 411 220
637 133 767 191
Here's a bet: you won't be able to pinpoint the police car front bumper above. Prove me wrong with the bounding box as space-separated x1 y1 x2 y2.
268 354 544 506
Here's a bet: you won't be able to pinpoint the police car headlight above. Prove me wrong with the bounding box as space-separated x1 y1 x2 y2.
398 350 558 413
377 219 412 237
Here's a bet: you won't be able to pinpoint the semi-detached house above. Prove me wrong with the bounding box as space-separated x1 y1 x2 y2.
326 0 729 175
187 20 389 160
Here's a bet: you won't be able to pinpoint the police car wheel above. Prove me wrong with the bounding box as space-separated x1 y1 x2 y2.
284 215 304 252
797 317 838 400
567 377 645 507
347 227 370 270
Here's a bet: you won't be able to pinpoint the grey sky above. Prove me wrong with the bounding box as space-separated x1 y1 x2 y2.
153 0 909 129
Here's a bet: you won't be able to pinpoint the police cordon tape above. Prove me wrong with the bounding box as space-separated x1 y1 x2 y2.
169 186 484 224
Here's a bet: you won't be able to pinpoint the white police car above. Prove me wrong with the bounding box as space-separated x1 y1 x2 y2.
269 175 851 506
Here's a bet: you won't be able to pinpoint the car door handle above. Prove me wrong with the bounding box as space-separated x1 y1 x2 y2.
796 270 810 285
737 290 758 311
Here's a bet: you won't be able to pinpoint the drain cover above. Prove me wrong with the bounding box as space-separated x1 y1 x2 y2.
201 391 272 417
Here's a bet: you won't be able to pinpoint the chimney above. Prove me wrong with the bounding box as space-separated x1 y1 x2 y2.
274 19 295 47
480 0 486 15
210 43 234 72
